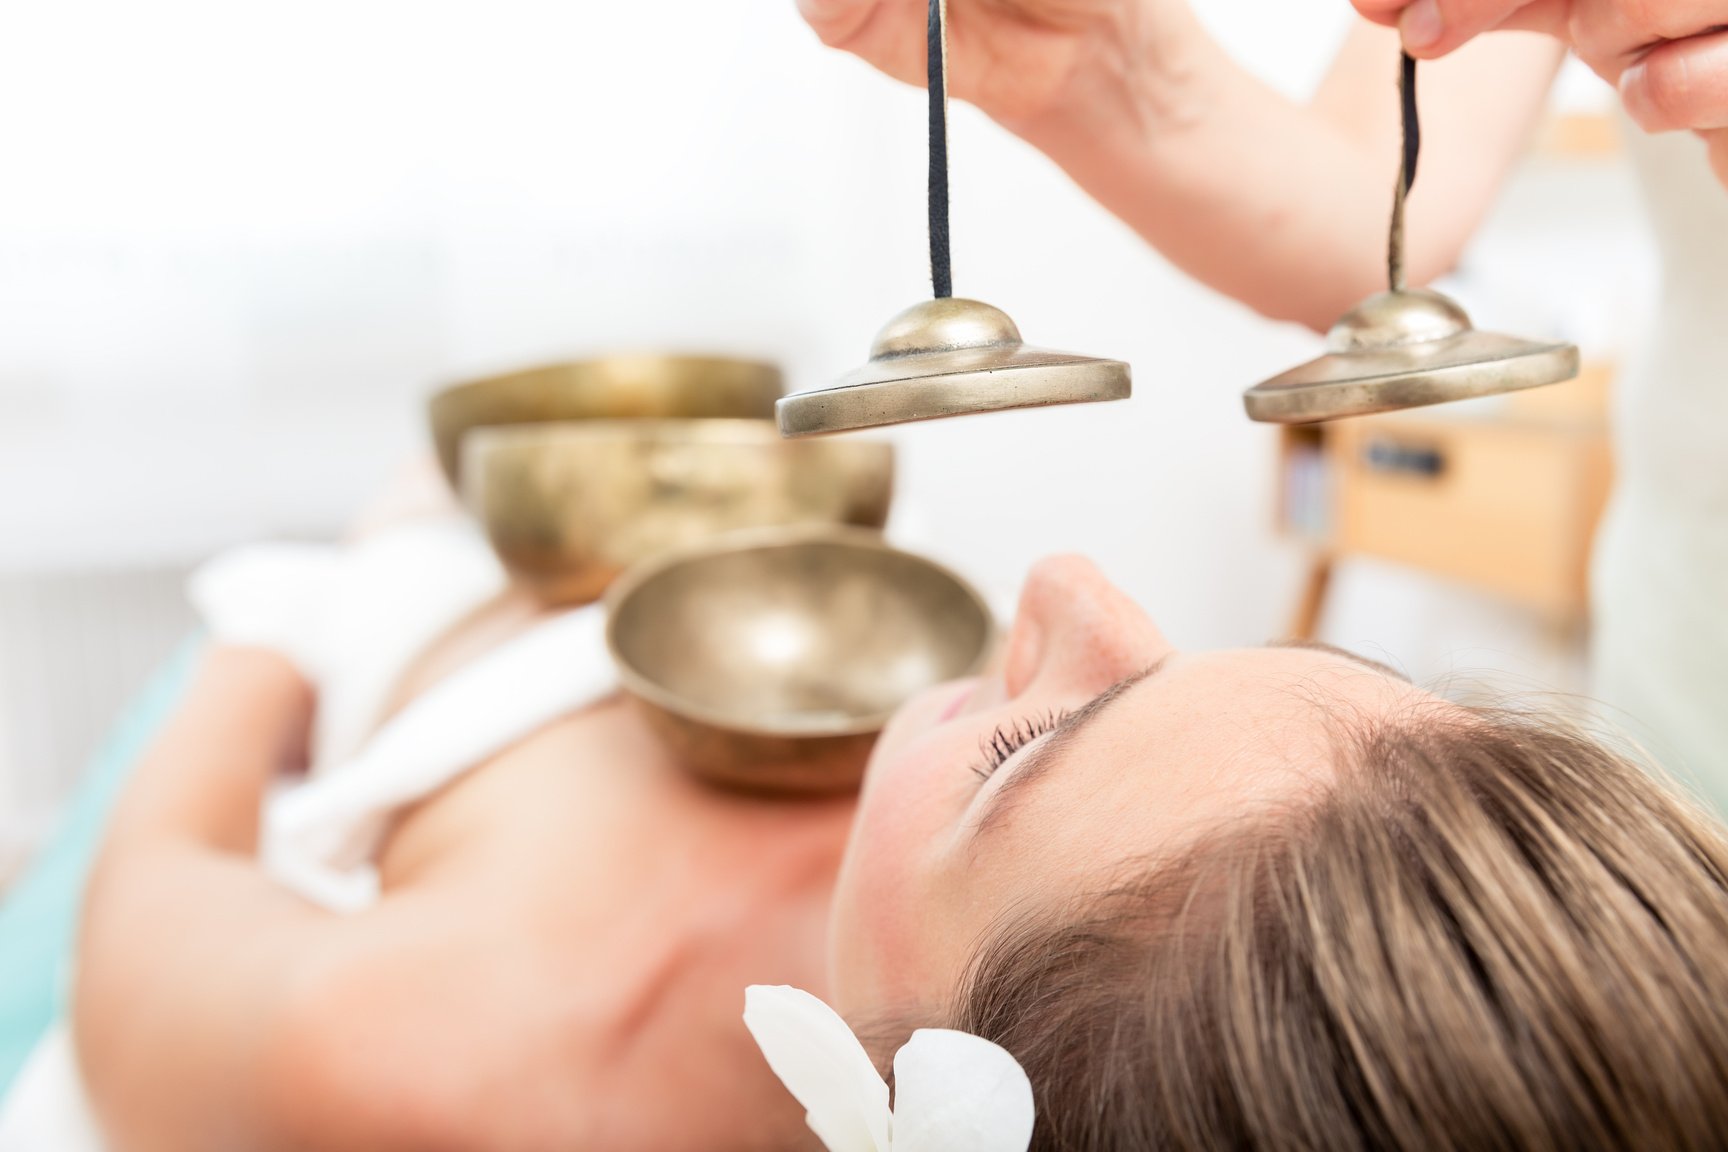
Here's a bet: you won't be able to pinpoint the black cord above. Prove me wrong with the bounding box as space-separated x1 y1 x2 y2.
927 0 953 299
1400 50 1421 195
1389 51 1422 290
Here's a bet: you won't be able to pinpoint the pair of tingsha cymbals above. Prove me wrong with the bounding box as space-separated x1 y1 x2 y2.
778 30 1574 438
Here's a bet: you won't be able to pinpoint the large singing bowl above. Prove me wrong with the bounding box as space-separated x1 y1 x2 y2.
463 420 895 605
429 355 785 486
606 528 994 795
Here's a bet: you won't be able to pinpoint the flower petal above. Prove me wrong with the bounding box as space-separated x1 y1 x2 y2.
743 985 891 1152
890 1029 1035 1152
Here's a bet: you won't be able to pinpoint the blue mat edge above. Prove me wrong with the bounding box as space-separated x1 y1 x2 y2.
0 641 200 1094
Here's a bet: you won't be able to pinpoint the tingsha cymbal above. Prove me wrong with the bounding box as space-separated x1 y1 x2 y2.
1242 288 1580 424
776 297 1131 438
1245 51 1578 425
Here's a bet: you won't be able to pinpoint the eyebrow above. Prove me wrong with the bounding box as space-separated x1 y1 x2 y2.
971 656 1171 837
1268 639 1413 684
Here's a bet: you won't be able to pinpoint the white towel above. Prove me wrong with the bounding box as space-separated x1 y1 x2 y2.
263 602 613 910
187 516 515 771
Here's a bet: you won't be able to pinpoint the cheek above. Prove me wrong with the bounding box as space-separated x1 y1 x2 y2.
829 800 926 1015
828 733 975 1015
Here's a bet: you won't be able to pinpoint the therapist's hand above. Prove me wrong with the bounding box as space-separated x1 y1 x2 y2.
1353 0 1728 184
796 0 1202 128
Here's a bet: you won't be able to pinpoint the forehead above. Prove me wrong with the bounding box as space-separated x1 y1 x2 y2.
978 647 1421 871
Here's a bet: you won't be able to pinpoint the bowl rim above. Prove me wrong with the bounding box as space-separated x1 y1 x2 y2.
463 417 898 455
428 354 791 487
603 524 995 739
429 353 787 409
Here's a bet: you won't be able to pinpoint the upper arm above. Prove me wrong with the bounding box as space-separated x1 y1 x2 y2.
69 649 375 1150
69 651 557 1151
74 846 491 1152
1314 22 1568 282
72 842 353 1151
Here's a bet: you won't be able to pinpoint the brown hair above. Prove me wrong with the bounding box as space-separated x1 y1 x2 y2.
951 711 1728 1151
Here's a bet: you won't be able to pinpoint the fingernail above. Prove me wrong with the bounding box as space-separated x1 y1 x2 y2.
1400 0 1444 51
1619 62 1658 130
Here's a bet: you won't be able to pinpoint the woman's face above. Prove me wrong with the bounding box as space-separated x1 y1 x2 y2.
828 555 1432 1019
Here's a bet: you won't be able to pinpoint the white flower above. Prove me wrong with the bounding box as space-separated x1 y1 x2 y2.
743 985 1035 1152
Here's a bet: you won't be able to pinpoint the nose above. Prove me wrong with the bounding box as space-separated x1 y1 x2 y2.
1000 555 1173 699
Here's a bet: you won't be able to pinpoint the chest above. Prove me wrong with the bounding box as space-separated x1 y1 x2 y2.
357 711 845 1150
379 702 848 909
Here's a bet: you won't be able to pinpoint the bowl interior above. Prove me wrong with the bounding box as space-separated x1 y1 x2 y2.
609 536 991 734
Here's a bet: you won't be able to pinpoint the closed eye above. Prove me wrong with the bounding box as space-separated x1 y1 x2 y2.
970 657 1172 836
970 711 1068 781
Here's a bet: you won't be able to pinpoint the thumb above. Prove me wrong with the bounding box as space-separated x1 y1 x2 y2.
1619 30 1728 132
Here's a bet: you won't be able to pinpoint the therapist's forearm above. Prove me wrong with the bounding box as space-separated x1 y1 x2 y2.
1008 36 1399 329
101 647 311 856
993 19 1561 331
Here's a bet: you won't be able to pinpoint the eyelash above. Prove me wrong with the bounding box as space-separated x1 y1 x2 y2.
971 711 1067 781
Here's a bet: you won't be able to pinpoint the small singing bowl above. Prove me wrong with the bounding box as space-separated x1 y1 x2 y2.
463 420 895 606
429 354 785 486
605 527 994 795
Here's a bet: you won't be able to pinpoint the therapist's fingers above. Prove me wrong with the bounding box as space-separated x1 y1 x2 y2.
1597 0 1728 42
1620 29 1728 133
1346 0 1410 28
797 0 877 48
1350 0 1569 56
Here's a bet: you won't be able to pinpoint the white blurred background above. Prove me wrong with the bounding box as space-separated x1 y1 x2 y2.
0 0 1653 866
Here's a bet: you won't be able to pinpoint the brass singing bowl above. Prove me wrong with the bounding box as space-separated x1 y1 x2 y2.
463 421 896 606
606 527 994 795
429 355 785 486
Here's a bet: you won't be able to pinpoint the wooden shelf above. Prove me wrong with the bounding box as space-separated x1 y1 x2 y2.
1535 113 1622 159
1275 363 1615 637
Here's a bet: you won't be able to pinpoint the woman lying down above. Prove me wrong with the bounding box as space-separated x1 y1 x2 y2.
20 510 1728 1151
